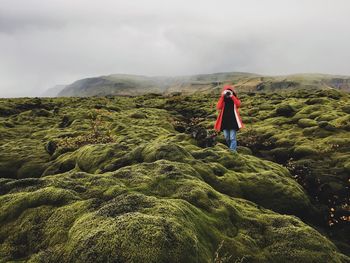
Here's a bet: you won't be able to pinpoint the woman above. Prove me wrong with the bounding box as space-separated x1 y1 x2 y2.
214 85 244 151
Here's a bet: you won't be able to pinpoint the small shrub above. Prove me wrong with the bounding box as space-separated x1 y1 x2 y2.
55 110 116 152
213 240 232 263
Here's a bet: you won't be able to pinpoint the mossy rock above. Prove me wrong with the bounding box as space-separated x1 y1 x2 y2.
1 170 346 262
64 194 200 262
275 104 296 117
317 89 343 100
335 115 350 131
305 98 327 105
293 146 318 158
341 105 350 114
243 116 259 123
0 187 78 223
130 112 147 119
308 111 322 119
302 126 319 136
259 103 275 110
141 142 193 163
0 160 23 179
76 144 128 173
237 146 253 155
227 169 311 216
297 118 318 128
269 147 292 162
0 105 18 116
326 137 350 148
344 161 350 173
318 121 336 131
173 123 186 133
316 115 337 122
33 109 52 117
76 145 112 173
3 121 15 128
59 115 73 128
43 151 77 176
45 141 57 155
17 161 47 179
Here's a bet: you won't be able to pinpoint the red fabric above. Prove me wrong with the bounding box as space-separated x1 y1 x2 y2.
214 85 244 131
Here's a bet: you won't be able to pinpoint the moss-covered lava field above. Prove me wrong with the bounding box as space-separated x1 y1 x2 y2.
0 88 349 262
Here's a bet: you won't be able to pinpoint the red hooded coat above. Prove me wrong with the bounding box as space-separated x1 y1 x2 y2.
214 85 244 132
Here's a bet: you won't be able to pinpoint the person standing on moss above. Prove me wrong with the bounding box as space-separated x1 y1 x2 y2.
214 85 244 151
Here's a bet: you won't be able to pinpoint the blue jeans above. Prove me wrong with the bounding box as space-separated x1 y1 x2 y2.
223 129 237 151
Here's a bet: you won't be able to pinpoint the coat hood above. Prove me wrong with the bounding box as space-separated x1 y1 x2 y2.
222 85 235 92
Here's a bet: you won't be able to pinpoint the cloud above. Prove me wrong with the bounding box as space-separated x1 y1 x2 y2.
0 0 350 97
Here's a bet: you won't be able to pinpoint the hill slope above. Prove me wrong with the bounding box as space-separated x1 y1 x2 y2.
57 72 350 97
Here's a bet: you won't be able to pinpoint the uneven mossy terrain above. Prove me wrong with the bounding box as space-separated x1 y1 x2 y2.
237 90 350 235
162 88 350 253
0 90 349 262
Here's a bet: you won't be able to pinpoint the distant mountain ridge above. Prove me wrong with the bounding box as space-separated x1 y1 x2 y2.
56 72 350 97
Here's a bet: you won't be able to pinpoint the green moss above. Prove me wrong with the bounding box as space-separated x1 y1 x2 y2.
0 94 349 262
0 187 78 223
316 115 338 122
269 147 292 162
308 111 322 119
341 105 350 114
65 212 199 262
237 146 253 155
302 126 319 136
76 144 115 173
275 104 296 117
260 214 349 263
335 115 350 131
43 200 94 246
305 97 327 105
141 141 193 163
129 112 147 119
17 161 47 179
0 205 54 260
344 161 350 173
43 152 77 176
318 121 336 131
293 146 318 158
297 118 318 128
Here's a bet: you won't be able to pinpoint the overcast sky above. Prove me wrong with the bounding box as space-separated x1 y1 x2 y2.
0 0 349 97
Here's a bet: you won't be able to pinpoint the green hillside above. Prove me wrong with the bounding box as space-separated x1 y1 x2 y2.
0 89 349 262
56 72 350 97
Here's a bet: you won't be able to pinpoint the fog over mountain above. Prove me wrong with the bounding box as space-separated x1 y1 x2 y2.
1 0 350 97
